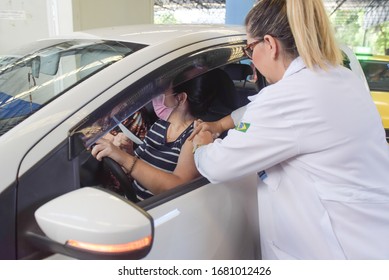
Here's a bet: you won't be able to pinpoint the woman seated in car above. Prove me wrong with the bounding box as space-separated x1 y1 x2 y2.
91 67 221 201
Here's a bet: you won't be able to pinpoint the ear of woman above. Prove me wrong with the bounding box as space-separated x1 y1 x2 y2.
264 35 279 60
177 92 188 105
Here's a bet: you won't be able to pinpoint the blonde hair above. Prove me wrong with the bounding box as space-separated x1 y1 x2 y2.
287 0 343 68
245 0 343 69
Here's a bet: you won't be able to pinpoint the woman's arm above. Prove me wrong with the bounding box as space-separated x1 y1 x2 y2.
129 139 199 194
188 105 247 141
92 137 199 195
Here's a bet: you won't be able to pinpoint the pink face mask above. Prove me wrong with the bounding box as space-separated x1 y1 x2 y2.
152 93 176 121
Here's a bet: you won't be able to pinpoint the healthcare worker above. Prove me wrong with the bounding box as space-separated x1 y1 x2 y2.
191 0 389 259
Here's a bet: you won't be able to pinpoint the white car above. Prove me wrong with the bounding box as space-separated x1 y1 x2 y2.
0 24 367 260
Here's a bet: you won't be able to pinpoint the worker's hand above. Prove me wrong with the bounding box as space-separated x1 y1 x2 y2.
192 130 214 153
188 119 221 141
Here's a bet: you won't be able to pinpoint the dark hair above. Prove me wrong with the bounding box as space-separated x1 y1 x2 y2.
173 68 221 118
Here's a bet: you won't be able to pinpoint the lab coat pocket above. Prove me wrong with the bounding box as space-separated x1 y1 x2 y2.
258 165 282 192
314 181 388 202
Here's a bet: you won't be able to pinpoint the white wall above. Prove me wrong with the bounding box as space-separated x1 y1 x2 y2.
72 0 153 31
0 0 49 54
46 0 74 36
0 0 154 55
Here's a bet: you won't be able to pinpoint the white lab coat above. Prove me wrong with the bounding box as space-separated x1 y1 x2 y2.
194 57 389 259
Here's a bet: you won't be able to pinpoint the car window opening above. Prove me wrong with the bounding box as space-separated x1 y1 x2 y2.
77 59 267 205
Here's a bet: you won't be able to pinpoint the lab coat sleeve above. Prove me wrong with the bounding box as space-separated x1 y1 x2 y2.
231 105 247 126
194 97 300 184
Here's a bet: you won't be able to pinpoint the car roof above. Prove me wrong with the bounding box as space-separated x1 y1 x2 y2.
63 24 246 45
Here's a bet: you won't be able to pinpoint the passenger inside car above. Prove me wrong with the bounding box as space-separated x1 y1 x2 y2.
91 67 229 201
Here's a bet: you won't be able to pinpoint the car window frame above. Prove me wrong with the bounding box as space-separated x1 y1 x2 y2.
68 41 250 208
69 42 247 158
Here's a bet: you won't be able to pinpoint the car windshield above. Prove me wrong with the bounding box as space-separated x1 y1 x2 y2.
359 59 389 92
0 39 146 136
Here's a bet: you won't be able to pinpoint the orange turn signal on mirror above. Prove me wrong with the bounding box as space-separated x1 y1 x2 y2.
66 235 152 253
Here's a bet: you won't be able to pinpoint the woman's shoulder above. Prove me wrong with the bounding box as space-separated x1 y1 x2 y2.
178 122 194 143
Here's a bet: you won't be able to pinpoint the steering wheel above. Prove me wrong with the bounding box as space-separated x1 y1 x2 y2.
102 157 138 202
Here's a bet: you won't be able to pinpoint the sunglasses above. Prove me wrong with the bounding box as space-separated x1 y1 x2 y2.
243 39 264 59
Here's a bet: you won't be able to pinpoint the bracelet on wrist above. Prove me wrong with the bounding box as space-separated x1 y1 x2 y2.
127 155 139 178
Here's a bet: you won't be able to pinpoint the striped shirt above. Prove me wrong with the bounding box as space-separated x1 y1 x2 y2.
133 119 194 200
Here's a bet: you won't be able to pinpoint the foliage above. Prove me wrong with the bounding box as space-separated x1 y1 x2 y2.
330 9 388 55
153 6 388 54
370 22 389 55
154 12 178 24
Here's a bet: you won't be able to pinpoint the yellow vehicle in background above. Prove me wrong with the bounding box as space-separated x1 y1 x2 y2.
357 53 389 142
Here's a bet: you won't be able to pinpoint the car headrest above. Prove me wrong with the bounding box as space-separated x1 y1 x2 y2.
223 63 253 83
202 68 240 121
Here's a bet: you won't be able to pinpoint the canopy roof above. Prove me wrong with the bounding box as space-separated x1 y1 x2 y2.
325 0 389 28
154 0 389 28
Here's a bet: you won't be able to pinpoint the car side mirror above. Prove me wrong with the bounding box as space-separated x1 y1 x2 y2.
32 187 153 259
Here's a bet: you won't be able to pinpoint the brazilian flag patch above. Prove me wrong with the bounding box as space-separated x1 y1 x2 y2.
235 122 250 132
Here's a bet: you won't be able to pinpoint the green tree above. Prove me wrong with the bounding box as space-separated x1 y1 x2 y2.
154 12 178 24
330 8 388 55
369 22 388 55
330 9 365 49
